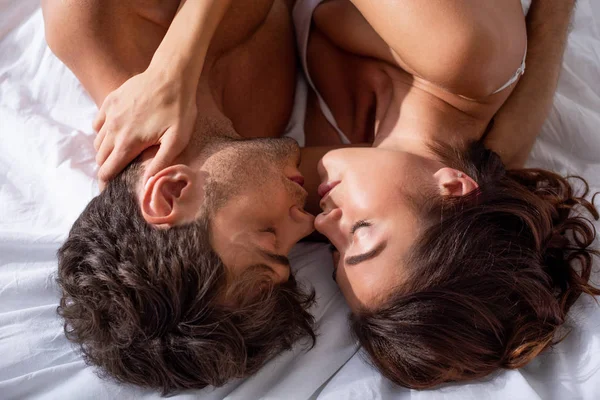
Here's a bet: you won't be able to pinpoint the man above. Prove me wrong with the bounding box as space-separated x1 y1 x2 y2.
43 0 317 394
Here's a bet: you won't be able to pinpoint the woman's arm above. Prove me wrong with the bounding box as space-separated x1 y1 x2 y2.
483 0 577 169
93 0 233 183
150 0 233 86
347 0 527 98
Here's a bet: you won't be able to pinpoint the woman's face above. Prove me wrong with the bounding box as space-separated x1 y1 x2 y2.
315 148 431 310
315 147 478 310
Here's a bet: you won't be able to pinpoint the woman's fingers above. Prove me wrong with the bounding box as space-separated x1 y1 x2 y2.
94 128 106 152
98 179 107 192
145 128 188 179
95 133 114 168
92 107 106 133
98 140 146 183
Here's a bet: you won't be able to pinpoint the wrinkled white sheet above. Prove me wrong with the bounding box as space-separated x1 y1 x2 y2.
0 1 599 399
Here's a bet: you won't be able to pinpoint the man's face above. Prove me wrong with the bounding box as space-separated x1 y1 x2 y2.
201 137 315 283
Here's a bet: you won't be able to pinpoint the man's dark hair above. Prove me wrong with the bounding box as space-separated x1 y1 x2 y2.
352 141 600 389
57 164 315 395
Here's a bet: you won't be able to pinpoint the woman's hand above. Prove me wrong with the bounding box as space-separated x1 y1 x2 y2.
92 0 233 186
93 66 197 184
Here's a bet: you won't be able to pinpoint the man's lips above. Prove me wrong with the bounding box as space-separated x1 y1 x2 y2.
289 176 305 187
318 181 340 199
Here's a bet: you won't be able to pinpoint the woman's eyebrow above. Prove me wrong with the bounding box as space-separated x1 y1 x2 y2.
345 242 386 266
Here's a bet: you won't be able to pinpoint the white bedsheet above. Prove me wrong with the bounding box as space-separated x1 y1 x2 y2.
1 1 599 399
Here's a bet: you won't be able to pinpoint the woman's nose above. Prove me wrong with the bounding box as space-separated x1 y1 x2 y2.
314 208 345 247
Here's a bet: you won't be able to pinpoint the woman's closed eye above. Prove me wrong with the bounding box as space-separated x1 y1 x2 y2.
351 220 371 235
346 220 385 266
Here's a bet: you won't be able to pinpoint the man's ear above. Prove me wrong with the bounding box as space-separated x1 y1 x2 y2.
434 167 479 196
141 165 206 227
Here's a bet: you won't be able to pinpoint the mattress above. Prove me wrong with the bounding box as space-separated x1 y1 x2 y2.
1 1 599 399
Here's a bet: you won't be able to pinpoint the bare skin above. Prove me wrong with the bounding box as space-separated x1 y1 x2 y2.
304 0 578 308
297 0 528 215
43 0 315 283
42 0 297 141
303 0 527 147
43 0 576 292
300 0 575 165
484 0 578 167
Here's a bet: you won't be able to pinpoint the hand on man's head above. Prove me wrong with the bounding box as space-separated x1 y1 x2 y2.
92 67 197 185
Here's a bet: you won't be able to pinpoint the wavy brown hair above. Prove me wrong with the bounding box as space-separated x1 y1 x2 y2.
57 163 315 395
352 141 600 389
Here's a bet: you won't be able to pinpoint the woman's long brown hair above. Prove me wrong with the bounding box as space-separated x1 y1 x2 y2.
352 141 600 389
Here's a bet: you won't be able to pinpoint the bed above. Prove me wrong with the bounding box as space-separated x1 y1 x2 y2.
1 0 599 399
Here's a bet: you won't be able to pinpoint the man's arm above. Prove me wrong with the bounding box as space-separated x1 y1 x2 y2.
484 0 577 169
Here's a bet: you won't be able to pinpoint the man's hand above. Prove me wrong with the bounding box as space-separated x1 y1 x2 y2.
484 0 577 168
93 67 197 184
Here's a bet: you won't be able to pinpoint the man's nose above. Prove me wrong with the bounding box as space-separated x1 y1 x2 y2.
290 205 314 224
272 263 291 284
280 206 315 251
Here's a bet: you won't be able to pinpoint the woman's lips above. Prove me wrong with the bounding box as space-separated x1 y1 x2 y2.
318 181 340 199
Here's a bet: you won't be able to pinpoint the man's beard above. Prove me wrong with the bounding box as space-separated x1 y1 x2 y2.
202 137 304 212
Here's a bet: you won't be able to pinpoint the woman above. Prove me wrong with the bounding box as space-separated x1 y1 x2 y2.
300 0 600 388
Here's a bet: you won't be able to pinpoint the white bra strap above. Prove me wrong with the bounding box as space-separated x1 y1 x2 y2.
492 43 527 95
